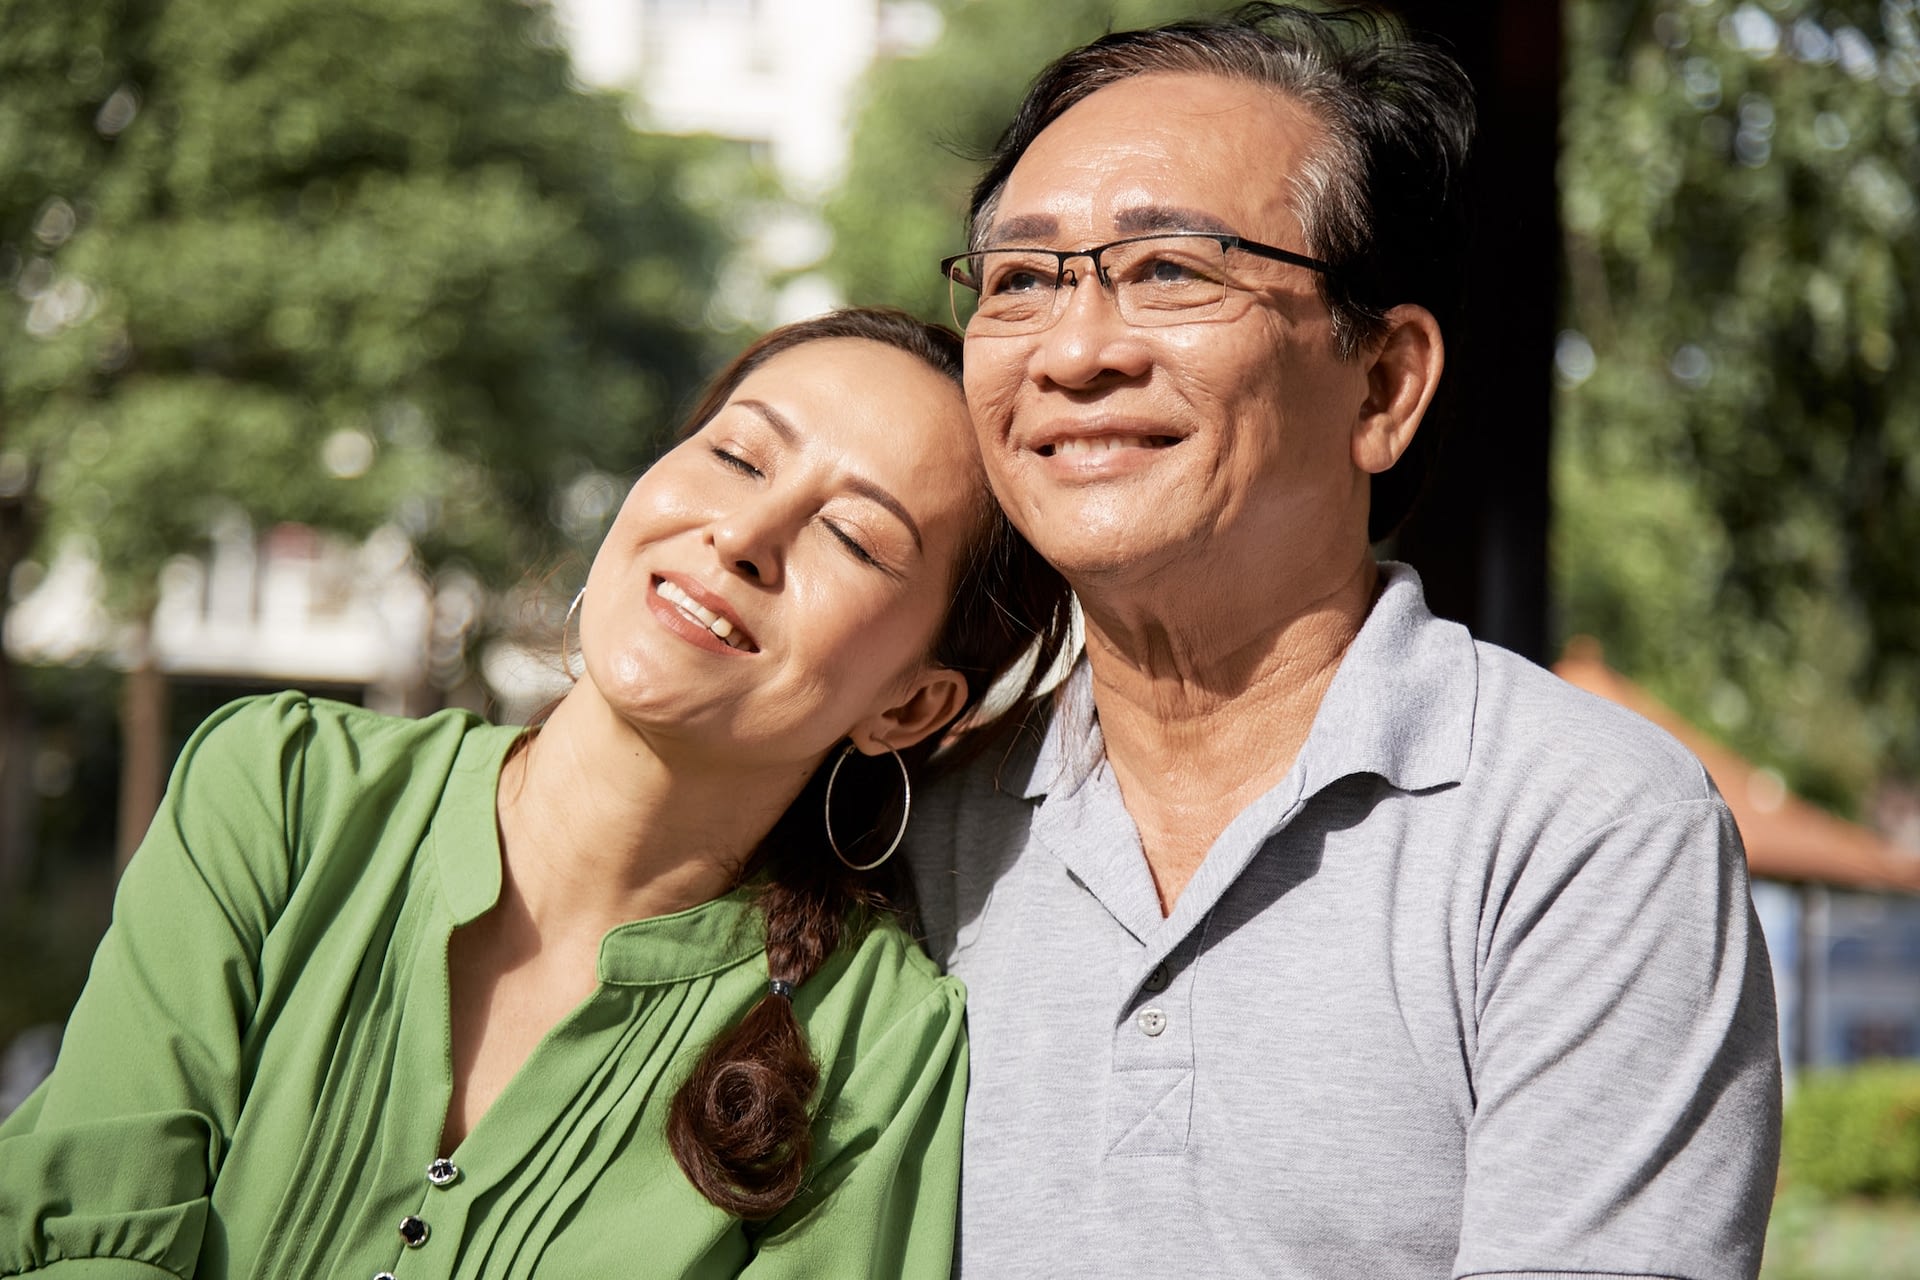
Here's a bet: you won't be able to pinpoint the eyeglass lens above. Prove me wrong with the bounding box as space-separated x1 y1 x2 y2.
951 237 1234 334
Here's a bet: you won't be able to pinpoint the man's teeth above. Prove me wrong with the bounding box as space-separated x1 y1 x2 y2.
1053 436 1150 455
655 580 750 649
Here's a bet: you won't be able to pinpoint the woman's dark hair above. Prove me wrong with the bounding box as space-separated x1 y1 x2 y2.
660 307 1072 1217
966 3 1475 542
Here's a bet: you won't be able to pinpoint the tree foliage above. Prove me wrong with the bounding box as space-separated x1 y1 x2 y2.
1559 0 1920 809
824 0 1208 321
836 0 1920 811
0 0 736 610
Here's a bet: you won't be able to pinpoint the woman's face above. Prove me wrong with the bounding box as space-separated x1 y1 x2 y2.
580 337 981 768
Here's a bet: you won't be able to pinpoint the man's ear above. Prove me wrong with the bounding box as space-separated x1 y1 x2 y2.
1351 303 1444 476
848 667 970 755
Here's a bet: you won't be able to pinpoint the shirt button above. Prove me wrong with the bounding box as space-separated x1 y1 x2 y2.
398 1215 431 1248
1137 1007 1167 1037
374 1273 397 1280
426 1157 460 1187
1142 963 1170 992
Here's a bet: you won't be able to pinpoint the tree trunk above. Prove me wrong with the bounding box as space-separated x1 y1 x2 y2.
115 624 168 877
0 646 30 889
0 482 39 890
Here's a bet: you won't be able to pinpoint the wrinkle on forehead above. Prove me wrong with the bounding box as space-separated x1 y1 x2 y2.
975 73 1326 250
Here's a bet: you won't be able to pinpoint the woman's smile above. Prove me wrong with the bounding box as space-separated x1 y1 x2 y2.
651 575 758 653
579 335 985 764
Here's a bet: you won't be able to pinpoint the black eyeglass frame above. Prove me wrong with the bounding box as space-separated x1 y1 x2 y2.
940 231 1338 330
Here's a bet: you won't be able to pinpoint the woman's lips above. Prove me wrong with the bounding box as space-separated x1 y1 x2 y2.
652 577 757 652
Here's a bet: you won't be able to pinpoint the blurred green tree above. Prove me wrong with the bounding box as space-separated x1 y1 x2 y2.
0 0 739 857
835 0 1919 814
1559 0 1920 811
824 0 1207 320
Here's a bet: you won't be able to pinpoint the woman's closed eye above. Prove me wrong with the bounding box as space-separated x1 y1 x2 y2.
823 518 880 567
710 446 763 478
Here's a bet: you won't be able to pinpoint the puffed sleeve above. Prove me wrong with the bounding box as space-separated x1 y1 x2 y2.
0 694 312 1278
1454 797 1782 1280
743 977 967 1279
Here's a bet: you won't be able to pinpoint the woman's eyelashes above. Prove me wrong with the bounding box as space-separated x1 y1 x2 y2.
824 520 879 566
708 443 889 570
710 445 762 478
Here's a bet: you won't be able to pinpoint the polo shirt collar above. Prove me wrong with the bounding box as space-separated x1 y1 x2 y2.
1020 561 1477 806
430 721 765 988
1017 563 1478 953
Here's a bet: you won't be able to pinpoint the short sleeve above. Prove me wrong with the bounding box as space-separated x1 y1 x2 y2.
1455 797 1781 1280
743 977 967 1279
0 694 312 1278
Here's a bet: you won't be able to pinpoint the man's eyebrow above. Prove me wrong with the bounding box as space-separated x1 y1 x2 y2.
735 399 924 552
982 207 1239 246
1114 206 1237 236
981 213 1059 245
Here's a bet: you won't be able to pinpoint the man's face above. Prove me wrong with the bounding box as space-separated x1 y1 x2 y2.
964 73 1375 593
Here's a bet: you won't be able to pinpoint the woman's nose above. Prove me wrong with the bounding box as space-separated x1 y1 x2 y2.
707 496 790 588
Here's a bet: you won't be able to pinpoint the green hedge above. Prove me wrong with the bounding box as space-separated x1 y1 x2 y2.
1782 1063 1920 1199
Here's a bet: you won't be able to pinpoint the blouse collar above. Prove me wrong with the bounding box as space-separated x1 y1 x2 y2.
431 722 766 987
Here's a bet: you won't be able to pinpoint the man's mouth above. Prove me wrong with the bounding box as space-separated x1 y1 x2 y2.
654 579 756 651
1039 434 1180 457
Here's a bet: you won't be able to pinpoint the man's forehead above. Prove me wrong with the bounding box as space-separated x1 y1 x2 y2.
982 205 1239 248
980 73 1319 244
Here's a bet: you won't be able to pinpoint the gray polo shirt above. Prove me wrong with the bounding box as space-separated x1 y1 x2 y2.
910 564 1780 1279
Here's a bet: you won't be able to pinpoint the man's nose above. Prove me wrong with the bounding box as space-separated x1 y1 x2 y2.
1031 269 1149 390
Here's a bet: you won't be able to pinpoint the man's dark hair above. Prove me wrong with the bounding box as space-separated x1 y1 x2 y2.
966 3 1476 540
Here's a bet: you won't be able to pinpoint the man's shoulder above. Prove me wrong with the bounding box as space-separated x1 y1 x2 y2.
917 706 1065 838
1466 639 1721 827
905 709 1061 962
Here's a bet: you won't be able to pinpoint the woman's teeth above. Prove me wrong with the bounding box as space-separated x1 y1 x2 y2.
655 580 751 650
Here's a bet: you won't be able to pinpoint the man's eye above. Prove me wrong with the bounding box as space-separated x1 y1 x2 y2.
983 260 1054 296
1144 256 1200 283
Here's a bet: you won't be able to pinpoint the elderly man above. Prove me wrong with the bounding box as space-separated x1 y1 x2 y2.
910 5 1781 1278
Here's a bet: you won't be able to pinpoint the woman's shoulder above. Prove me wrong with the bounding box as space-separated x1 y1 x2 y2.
189 690 493 757
169 693 520 878
180 692 510 795
800 913 964 1050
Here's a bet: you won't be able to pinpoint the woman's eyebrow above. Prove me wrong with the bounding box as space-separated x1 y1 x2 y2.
734 398 924 552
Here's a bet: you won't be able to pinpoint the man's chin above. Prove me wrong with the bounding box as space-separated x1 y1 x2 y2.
1025 525 1189 592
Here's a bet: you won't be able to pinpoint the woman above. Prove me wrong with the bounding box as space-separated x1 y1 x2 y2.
0 309 1071 1278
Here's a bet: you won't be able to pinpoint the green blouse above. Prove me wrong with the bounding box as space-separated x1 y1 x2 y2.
0 694 965 1279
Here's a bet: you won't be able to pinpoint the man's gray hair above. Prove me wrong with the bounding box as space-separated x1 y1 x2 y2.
965 4 1476 539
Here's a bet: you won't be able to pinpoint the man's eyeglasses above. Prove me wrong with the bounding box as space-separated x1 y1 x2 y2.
940 232 1336 336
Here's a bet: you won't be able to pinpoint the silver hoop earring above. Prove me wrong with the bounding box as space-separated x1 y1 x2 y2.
561 587 586 679
824 742 911 871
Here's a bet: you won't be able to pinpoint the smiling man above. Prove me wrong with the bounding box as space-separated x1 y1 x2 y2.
908 5 1782 1278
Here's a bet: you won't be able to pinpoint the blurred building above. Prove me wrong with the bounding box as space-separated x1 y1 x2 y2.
3 520 456 874
553 0 944 322
6 521 437 713
1556 642 1920 1079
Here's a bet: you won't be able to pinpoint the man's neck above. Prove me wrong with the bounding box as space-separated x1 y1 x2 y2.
1077 554 1379 913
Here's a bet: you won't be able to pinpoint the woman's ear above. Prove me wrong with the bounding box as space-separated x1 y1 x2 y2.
1351 303 1444 475
848 667 969 754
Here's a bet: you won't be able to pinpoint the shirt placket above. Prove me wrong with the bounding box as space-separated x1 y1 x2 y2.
371 1156 469 1280
1105 931 1200 1157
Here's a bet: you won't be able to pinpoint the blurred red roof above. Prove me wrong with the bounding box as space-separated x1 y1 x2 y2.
1553 639 1920 893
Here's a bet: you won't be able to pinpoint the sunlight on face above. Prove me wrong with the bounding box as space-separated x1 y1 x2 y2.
964 73 1371 595
580 338 986 766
